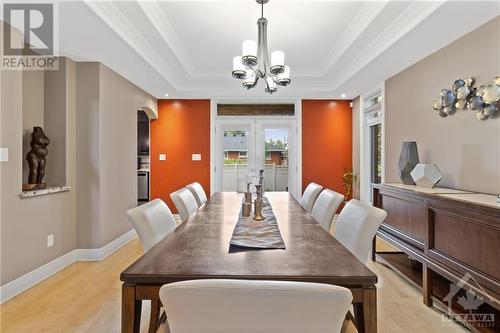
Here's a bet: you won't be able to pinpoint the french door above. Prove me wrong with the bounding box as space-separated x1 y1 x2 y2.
214 117 297 197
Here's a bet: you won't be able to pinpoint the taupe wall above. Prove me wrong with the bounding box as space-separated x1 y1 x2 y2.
1 22 157 284
385 17 500 194
22 71 44 181
1 59 78 284
75 63 157 248
75 63 101 248
98 65 156 246
44 59 69 186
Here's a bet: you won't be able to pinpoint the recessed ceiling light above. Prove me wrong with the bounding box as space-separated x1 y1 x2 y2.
341 93 347 98
164 93 169 97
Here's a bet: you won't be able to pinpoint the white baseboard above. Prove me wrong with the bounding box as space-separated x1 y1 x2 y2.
0 229 137 304
75 229 137 261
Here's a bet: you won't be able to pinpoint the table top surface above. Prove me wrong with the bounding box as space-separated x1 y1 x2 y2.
121 192 377 287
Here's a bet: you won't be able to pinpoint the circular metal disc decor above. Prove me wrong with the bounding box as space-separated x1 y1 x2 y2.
432 76 500 120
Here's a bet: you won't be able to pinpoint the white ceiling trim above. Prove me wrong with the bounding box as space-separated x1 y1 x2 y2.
138 1 197 77
83 0 189 90
83 0 449 94
314 1 389 77
328 0 446 91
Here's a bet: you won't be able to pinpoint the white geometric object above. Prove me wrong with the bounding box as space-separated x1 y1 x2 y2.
410 164 443 188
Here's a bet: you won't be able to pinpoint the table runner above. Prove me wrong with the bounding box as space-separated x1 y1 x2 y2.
229 197 286 250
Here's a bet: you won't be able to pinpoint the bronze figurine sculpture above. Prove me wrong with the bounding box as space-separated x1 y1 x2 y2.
26 126 50 189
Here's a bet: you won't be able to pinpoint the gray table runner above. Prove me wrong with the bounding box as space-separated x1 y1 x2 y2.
229 197 286 250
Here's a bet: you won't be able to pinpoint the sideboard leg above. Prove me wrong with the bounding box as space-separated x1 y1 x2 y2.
423 263 433 307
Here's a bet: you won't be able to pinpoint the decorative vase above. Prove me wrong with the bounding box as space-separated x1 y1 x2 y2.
398 142 419 185
410 164 443 188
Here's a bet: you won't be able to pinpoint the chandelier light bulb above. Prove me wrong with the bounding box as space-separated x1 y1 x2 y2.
265 76 277 94
242 40 258 66
270 50 285 75
243 70 257 89
232 56 246 79
277 66 291 86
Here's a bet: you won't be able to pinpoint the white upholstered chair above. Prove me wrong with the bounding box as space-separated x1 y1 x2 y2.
126 199 177 252
170 188 199 222
299 182 323 212
186 182 208 207
159 279 353 333
333 199 387 263
311 189 345 232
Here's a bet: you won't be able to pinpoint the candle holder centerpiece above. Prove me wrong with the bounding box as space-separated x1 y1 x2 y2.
253 184 265 221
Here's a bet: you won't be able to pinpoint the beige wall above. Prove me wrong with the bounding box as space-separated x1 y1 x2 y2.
1 23 157 284
22 71 44 181
75 63 157 248
44 58 69 186
98 65 156 246
385 17 500 194
75 63 102 248
1 58 78 284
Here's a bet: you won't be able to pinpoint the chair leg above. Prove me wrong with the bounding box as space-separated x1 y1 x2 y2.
148 299 161 333
341 310 357 333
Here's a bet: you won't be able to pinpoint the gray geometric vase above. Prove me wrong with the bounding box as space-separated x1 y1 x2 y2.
397 142 419 185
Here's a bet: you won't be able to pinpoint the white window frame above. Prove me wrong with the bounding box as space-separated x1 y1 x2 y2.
239 151 247 158
360 84 385 203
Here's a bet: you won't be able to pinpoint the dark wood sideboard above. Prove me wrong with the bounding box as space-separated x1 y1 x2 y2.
372 183 500 333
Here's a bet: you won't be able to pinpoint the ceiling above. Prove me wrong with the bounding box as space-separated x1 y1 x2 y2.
57 1 500 99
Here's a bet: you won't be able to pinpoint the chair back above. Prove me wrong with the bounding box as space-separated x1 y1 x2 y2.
299 182 323 212
126 199 176 252
186 182 208 207
170 188 198 222
311 189 344 232
334 199 387 263
159 279 352 333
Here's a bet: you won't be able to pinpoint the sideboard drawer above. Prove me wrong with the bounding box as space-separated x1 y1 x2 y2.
431 210 500 283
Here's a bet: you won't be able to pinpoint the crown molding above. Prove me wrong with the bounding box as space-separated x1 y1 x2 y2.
137 1 196 77
83 0 190 90
83 0 447 94
314 1 389 77
328 0 446 91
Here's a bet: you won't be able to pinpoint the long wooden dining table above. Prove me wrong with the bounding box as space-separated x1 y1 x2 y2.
121 192 378 333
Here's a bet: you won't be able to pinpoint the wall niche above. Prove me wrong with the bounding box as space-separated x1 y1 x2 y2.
22 57 70 196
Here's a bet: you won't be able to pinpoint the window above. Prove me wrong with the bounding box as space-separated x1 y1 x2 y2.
239 151 247 158
224 151 228 159
265 151 272 160
370 124 382 184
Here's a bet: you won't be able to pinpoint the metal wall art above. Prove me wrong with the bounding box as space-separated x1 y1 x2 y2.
432 76 500 120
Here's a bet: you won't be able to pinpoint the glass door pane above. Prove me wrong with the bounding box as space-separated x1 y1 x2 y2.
257 125 291 192
370 124 382 184
216 122 256 192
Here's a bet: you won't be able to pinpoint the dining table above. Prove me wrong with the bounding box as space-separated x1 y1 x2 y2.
120 192 378 333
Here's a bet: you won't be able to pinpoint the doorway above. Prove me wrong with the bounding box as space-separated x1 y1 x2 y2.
214 117 298 197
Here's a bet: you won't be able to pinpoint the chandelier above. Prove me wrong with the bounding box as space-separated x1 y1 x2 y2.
232 0 291 94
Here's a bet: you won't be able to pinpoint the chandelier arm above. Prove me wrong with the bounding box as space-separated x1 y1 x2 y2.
257 18 270 76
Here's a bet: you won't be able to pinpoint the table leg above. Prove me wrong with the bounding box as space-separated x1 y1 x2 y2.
122 283 142 333
353 303 365 333
362 286 377 333
353 286 377 333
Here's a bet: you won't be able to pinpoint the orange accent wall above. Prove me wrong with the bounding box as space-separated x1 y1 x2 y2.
151 100 211 213
302 100 352 200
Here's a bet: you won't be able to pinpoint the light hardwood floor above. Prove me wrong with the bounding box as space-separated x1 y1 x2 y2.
0 237 468 333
